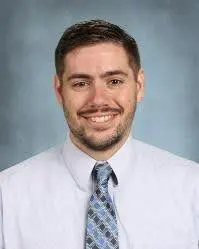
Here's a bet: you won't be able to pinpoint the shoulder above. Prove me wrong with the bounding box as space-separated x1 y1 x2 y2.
0 144 66 186
134 138 199 167
133 139 199 181
133 139 199 216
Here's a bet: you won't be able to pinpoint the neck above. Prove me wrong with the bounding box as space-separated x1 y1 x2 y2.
70 131 131 161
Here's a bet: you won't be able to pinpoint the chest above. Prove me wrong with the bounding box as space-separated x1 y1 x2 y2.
2 180 198 249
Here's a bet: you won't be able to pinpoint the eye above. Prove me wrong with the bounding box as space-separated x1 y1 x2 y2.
109 79 123 86
72 81 88 88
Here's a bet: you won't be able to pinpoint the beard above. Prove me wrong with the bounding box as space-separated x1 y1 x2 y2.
62 101 136 152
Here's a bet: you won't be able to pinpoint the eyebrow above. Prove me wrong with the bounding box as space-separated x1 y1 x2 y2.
66 70 128 81
100 70 128 78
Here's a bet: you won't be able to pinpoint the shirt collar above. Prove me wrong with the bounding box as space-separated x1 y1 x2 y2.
62 132 136 192
107 132 136 188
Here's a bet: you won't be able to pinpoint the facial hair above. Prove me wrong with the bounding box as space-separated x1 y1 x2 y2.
62 99 137 151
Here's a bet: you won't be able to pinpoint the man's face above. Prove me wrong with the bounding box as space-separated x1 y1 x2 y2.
55 43 144 151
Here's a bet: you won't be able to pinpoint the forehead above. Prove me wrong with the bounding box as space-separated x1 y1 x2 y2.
63 43 132 76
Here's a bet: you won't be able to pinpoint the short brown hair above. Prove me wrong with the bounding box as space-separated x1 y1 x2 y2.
55 19 141 79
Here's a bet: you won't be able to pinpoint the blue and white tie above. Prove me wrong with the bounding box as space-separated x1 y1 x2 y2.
85 162 119 249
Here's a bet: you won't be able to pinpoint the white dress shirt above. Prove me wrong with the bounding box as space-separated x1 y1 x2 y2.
0 132 199 249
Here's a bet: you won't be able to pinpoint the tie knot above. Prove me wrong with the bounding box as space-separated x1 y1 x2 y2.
94 162 113 186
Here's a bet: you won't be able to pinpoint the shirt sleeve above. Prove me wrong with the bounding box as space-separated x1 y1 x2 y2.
193 168 199 245
0 185 4 249
196 187 199 244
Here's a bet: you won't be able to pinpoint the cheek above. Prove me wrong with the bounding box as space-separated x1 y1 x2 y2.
62 89 87 114
116 89 135 107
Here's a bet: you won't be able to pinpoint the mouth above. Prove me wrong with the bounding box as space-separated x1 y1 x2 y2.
80 113 119 128
86 114 115 123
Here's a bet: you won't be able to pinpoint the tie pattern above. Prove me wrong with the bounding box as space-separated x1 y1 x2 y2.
85 162 119 249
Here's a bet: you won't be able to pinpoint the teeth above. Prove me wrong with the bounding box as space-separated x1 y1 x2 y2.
89 115 113 123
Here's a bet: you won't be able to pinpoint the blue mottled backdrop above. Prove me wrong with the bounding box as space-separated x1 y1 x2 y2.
0 0 199 169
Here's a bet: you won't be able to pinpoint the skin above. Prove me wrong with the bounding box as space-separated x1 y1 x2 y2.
54 42 145 160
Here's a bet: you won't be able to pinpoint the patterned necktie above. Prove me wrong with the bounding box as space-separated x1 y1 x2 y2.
85 162 119 249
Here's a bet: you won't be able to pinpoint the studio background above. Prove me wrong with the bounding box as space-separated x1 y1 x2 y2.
0 0 199 170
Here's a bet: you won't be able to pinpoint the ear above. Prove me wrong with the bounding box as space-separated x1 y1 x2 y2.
54 75 63 105
136 69 145 103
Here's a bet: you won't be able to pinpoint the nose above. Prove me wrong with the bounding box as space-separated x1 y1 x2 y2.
88 84 109 106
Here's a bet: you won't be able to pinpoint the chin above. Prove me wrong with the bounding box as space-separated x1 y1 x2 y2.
81 129 124 151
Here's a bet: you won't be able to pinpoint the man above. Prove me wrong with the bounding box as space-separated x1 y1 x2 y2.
0 19 199 249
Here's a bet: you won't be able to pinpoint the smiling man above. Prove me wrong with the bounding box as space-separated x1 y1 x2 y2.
55 41 144 160
0 20 199 249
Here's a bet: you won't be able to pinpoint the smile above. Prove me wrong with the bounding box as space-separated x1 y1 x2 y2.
88 115 113 123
